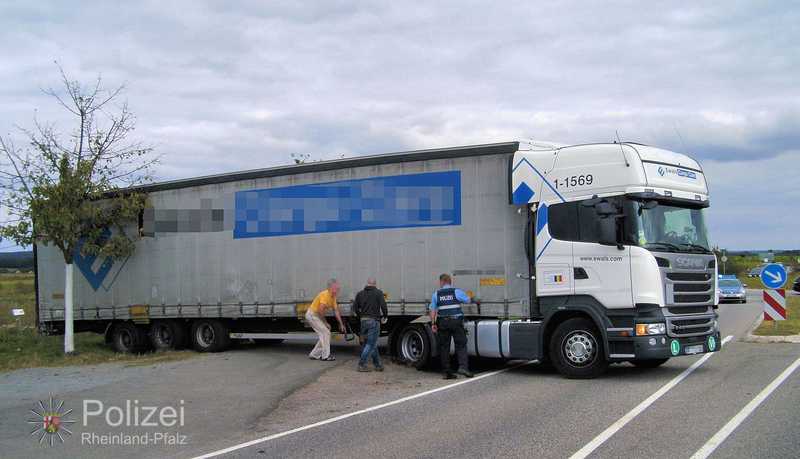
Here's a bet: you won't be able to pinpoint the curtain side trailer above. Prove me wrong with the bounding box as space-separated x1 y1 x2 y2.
36 141 722 378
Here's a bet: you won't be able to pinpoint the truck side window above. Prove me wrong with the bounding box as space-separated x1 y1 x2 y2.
577 203 600 243
549 198 618 244
548 202 578 241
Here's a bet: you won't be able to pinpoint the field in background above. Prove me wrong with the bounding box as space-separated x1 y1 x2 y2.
0 273 194 373
0 272 35 326
719 254 798 283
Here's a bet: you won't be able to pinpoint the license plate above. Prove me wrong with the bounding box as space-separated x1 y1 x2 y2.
685 344 704 355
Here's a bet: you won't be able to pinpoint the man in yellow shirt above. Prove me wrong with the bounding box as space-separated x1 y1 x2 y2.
306 278 346 361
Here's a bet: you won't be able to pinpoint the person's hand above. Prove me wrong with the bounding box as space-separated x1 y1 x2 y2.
431 324 438 333
339 324 346 334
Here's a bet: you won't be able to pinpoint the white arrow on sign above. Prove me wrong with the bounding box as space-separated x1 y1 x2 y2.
765 271 783 283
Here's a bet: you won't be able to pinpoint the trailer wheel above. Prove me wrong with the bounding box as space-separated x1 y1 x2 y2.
150 320 188 351
111 322 147 354
395 324 432 369
190 319 231 352
630 358 669 368
549 317 609 379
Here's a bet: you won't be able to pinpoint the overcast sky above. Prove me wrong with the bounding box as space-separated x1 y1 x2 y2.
1 1 798 250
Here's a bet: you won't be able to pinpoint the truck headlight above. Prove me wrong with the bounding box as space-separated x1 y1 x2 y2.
636 323 666 336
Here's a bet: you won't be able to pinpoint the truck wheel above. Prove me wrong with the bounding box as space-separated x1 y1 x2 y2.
395 324 432 369
150 320 188 351
111 322 147 354
190 319 231 352
631 358 669 368
549 317 609 379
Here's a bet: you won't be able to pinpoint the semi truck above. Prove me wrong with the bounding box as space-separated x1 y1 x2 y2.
35 140 722 378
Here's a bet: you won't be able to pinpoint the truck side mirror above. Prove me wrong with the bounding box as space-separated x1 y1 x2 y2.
594 200 624 250
597 216 620 248
595 201 617 217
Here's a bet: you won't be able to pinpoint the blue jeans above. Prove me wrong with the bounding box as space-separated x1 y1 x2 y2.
359 318 382 368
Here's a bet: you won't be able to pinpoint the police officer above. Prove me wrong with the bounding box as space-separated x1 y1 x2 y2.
429 273 474 379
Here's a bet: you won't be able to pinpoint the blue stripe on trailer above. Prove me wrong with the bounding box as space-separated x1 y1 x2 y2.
233 171 461 238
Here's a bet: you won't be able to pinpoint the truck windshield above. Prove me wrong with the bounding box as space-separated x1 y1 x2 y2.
719 280 741 288
626 199 712 253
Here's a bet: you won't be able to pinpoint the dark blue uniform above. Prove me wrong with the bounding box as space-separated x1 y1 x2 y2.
431 285 470 374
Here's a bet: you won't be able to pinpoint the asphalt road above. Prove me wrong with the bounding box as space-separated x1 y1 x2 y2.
0 341 340 459
3 290 798 459
204 290 799 459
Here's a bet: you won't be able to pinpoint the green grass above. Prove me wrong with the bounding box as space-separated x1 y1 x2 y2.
0 273 195 373
0 272 36 327
0 327 195 372
719 254 798 281
754 294 800 336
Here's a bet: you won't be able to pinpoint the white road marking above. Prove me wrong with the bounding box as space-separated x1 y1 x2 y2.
690 354 800 459
191 360 537 459
569 335 734 459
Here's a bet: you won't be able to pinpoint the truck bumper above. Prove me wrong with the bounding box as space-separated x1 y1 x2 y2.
632 332 722 360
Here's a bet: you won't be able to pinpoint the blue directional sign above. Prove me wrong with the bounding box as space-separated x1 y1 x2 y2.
760 263 787 289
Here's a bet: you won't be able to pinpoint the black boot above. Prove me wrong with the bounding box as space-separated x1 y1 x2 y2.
457 368 474 378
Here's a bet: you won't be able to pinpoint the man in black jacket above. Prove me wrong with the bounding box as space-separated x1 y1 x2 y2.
353 277 388 372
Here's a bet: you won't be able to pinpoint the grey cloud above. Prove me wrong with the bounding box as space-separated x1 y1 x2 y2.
0 1 798 249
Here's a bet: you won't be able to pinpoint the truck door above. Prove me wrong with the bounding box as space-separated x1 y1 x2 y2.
534 203 574 297
571 198 634 309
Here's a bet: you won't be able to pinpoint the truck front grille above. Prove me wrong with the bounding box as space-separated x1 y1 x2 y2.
673 283 710 292
674 294 712 303
666 316 715 337
667 272 711 282
662 262 715 308
667 306 708 315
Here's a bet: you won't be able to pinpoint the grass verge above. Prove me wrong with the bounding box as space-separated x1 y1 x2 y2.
753 293 800 336
0 327 195 373
1 273 195 372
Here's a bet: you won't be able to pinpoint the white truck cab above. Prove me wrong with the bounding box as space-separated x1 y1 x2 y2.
510 141 721 377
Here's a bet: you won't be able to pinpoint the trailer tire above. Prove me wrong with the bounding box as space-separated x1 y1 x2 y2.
395 324 432 369
190 319 230 352
630 358 669 368
111 322 147 354
549 317 608 379
150 320 188 351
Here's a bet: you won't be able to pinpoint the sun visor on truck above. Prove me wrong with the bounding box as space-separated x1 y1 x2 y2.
641 161 709 196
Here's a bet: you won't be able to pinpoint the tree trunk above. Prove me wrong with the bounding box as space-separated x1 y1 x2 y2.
64 262 74 354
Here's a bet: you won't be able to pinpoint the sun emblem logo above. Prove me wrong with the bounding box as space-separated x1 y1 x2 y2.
28 394 76 446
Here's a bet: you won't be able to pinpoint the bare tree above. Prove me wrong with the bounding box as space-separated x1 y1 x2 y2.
0 65 157 353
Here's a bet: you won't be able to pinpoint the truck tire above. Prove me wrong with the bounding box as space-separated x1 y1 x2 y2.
395 324 432 369
549 317 609 379
631 358 669 368
190 319 231 352
111 322 147 354
150 320 188 351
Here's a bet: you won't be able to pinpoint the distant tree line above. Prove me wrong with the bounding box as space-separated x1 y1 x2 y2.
0 251 33 270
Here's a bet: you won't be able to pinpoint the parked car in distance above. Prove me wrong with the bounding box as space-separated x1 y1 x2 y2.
747 265 764 277
718 275 747 303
